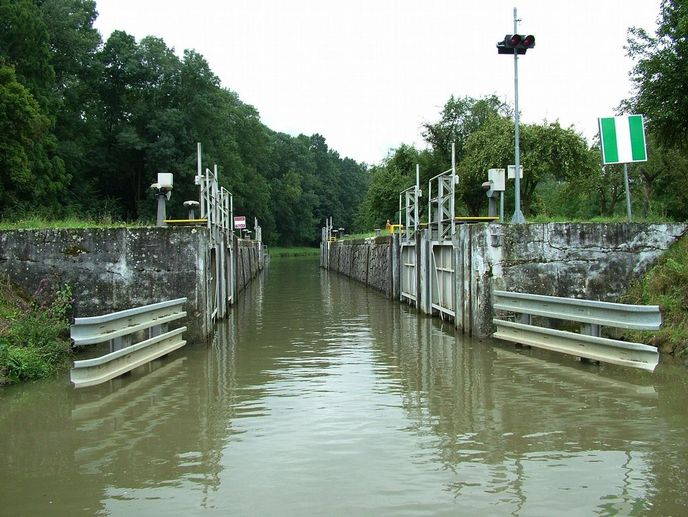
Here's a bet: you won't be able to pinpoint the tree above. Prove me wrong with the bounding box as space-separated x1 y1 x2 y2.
0 0 55 110
354 146 419 230
38 0 103 214
0 4 369 239
0 64 67 215
627 0 688 147
458 116 597 216
634 138 688 220
422 94 510 161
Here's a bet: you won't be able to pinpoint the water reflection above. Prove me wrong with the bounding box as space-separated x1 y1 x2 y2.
0 256 686 516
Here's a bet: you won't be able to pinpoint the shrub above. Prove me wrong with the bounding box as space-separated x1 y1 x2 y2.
0 278 73 385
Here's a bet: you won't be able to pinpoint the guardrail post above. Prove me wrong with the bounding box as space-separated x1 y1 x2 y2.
111 335 132 352
519 313 531 325
149 322 168 339
580 323 601 337
419 229 432 315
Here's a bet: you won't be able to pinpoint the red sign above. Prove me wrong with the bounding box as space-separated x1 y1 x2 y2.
234 216 246 229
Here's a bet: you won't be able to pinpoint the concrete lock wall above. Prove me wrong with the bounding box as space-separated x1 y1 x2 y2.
236 238 262 293
468 222 687 337
325 236 398 299
323 223 687 338
0 227 264 343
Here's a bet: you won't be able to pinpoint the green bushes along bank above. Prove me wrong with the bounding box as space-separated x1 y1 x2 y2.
0 276 72 385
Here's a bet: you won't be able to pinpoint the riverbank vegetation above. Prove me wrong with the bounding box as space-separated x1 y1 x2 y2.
624 234 688 364
0 216 140 230
0 276 73 385
269 247 320 258
0 1 685 382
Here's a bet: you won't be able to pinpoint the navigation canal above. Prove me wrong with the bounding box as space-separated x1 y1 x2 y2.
1 256 688 516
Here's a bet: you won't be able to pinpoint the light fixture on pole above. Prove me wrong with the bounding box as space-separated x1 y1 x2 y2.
497 8 535 224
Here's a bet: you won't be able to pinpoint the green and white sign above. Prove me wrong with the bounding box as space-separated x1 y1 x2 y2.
599 115 647 165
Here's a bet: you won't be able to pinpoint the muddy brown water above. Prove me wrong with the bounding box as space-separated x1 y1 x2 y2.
1 256 687 516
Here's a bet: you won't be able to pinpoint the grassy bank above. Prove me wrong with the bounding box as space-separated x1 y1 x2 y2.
0 216 141 230
623 233 688 364
0 276 73 385
269 247 320 258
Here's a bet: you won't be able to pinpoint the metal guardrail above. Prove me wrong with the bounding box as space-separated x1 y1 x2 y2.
493 291 661 330
492 290 660 372
70 298 187 388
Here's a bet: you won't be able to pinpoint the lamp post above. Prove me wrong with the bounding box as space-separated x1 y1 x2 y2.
150 173 174 227
497 8 535 224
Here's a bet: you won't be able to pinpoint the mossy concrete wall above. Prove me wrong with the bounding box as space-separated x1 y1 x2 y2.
458 222 687 337
0 227 265 344
236 239 262 293
326 236 397 298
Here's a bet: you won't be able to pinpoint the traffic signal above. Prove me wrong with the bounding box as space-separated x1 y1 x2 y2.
497 34 535 55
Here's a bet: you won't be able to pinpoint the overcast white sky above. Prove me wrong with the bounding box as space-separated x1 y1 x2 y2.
93 0 661 165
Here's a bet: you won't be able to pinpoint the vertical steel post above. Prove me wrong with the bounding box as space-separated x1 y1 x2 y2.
415 163 420 234
451 143 456 238
197 143 204 218
511 7 526 224
156 193 167 227
398 192 402 233
500 191 505 223
623 163 633 222
427 176 432 241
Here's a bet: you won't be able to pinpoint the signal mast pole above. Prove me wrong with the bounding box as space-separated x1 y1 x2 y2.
512 7 525 224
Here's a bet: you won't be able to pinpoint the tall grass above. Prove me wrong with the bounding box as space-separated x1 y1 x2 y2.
0 216 142 230
269 247 320 257
0 277 73 385
623 234 688 362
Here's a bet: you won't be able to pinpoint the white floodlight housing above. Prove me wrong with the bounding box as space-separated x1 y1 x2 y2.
488 169 506 192
157 173 174 189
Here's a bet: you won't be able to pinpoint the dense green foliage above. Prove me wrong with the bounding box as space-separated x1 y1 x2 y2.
627 0 688 147
356 2 688 227
623 234 688 363
3 0 688 243
0 276 73 385
356 96 615 225
0 0 367 246
357 91 688 227
625 0 688 221
269 247 320 258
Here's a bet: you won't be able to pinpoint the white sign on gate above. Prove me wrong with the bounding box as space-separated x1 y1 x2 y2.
234 216 246 229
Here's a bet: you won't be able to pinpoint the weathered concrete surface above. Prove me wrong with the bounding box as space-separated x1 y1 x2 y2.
236 239 262 293
466 222 687 337
0 227 210 342
326 236 394 298
0 227 265 344
323 223 687 341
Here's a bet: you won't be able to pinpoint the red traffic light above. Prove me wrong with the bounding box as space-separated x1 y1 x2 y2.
497 33 536 55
